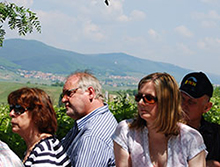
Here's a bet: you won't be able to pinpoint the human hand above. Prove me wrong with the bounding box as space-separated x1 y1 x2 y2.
206 160 220 167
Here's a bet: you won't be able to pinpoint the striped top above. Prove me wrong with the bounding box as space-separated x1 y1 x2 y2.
61 104 118 167
24 136 71 167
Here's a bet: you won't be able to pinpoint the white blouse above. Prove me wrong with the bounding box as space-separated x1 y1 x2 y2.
112 119 206 167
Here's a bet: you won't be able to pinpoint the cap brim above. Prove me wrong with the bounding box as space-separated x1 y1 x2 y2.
180 90 197 99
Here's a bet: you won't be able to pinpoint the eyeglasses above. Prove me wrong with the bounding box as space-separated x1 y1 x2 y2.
61 87 79 98
135 93 158 104
9 104 28 115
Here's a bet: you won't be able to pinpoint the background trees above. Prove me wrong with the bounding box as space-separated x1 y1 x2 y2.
0 2 41 47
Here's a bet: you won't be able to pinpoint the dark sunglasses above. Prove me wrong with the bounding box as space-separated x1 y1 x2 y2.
9 104 28 115
135 93 158 104
61 87 79 98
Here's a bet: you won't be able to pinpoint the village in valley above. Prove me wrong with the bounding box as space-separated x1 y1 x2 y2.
16 69 139 89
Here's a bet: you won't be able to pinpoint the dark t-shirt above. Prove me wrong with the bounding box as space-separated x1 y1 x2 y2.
199 117 220 161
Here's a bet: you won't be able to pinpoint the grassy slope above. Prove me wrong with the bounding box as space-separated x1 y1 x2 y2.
0 82 62 105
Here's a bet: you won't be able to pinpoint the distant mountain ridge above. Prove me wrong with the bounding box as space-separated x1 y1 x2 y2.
1 38 220 84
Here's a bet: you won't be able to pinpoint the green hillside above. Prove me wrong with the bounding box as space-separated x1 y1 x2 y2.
0 82 62 105
1 38 220 84
0 39 190 80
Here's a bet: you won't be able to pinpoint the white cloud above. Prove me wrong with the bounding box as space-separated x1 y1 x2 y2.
100 1 146 23
192 10 220 29
148 29 161 40
83 21 105 41
200 0 220 6
176 43 194 55
124 36 146 43
208 10 220 19
201 0 216 2
5 0 33 7
37 10 77 31
174 25 194 38
109 0 124 12
117 15 130 22
117 10 146 22
24 10 81 50
103 0 125 21
130 10 146 21
36 9 106 42
201 20 217 28
197 37 220 50
192 10 220 20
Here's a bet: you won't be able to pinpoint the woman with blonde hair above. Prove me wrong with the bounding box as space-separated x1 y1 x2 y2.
112 72 206 167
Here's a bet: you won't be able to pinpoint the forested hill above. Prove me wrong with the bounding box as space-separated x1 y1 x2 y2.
1 38 220 84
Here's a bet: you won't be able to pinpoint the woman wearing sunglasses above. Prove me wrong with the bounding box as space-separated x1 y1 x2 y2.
112 72 206 167
8 87 71 167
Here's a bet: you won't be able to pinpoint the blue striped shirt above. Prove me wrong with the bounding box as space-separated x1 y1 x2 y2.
61 104 118 167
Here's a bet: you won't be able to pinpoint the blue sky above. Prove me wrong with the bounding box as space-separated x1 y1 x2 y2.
4 0 220 75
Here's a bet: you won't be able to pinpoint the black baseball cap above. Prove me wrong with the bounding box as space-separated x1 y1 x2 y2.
180 72 213 98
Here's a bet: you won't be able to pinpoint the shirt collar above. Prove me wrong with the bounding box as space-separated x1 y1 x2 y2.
76 103 109 131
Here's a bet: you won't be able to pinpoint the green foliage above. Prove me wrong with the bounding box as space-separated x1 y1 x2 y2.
203 86 220 125
108 92 137 122
55 106 74 140
51 82 64 87
0 2 41 46
213 86 220 97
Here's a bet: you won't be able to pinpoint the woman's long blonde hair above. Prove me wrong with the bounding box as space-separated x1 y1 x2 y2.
130 72 184 136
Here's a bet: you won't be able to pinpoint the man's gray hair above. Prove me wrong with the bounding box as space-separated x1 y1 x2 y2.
67 70 104 101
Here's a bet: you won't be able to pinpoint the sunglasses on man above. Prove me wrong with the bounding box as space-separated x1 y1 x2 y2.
61 87 79 98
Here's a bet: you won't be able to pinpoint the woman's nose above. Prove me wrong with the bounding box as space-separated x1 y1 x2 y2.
9 109 16 117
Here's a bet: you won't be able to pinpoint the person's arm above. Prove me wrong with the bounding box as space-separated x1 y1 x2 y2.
114 141 132 167
206 160 220 167
0 141 24 167
188 150 206 167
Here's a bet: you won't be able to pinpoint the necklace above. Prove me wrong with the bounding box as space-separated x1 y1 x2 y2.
23 133 52 162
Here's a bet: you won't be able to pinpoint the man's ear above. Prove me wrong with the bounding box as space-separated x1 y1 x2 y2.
204 102 212 113
87 86 95 101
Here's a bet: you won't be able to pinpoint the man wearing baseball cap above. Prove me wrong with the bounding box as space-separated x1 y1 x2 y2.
180 71 220 167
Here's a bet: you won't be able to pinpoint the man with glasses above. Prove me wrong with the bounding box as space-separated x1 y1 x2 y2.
61 71 118 167
180 71 220 167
